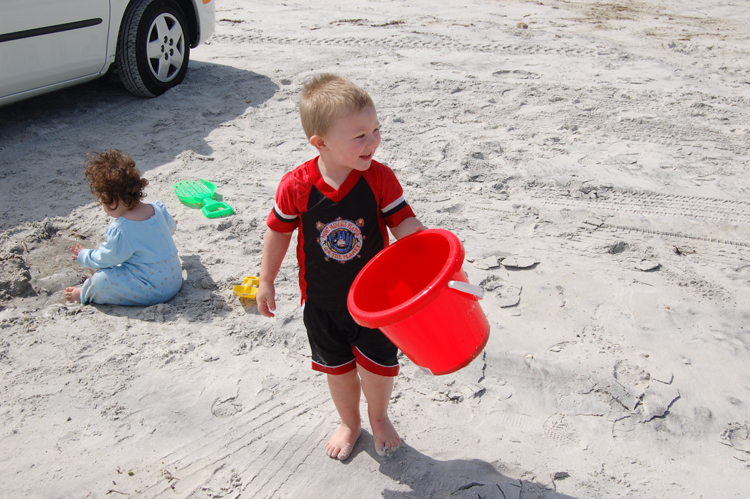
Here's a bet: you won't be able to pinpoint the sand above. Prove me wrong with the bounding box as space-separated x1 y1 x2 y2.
1 0 750 497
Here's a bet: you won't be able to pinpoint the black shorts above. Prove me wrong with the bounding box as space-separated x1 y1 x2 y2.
302 303 399 377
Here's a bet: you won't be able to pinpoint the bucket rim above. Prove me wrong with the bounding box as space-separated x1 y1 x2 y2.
347 228 464 328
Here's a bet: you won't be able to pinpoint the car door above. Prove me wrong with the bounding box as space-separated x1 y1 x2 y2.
0 0 111 99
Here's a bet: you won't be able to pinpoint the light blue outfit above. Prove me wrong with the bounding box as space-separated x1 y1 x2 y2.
77 201 182 306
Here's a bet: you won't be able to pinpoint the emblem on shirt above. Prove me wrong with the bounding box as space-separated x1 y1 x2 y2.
316 218 365 263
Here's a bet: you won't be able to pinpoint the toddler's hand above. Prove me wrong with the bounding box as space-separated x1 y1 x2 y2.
256 282 277 318
70 243 85 260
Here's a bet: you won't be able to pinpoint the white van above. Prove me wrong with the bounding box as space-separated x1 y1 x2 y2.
0 0 215 106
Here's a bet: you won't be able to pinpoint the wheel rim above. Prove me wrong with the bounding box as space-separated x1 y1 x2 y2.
146 13 185 83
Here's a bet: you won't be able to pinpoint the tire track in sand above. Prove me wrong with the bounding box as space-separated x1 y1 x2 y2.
210 29 624 60
526 183 750 227
469 182 750 270
131 386 332 498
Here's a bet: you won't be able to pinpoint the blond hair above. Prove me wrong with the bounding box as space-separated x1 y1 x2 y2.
299 74 374 139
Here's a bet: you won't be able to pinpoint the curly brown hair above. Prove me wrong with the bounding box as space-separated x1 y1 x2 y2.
84 149 148 210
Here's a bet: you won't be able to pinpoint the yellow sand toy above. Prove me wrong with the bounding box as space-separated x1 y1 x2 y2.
233 276 259 299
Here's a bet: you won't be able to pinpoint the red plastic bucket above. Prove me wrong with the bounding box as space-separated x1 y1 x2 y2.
347 229 490 375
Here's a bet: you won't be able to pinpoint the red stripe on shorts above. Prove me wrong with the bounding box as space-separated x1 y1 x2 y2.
352 346 399 377
311 358 357 375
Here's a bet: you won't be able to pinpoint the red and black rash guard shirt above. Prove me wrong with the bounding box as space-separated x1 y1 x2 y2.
266 157 415 310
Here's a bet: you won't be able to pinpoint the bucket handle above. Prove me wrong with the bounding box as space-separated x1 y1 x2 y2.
447 280 484 299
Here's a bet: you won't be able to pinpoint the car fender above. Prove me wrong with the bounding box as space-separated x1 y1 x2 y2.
190 0 215 46
105 0 131 73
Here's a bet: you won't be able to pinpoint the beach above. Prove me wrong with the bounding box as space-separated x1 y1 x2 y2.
1 0 749 497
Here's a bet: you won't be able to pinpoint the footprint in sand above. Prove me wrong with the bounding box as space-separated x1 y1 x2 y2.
544 413 578 445
720 422 750 453
613 360 651 393
482 278 522 308
212 397 243 418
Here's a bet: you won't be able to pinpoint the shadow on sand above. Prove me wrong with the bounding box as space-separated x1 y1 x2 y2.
0 62 279 231
74 253 228 322
342 431 578 499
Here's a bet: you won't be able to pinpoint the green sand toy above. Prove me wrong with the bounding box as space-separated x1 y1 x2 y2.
173 179 234 219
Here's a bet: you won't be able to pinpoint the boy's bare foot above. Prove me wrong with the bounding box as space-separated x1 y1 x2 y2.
371 415 400 456
65 287 81 303
325 423 361 461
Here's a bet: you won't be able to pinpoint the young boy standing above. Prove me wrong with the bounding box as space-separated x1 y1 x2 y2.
256 74 425 460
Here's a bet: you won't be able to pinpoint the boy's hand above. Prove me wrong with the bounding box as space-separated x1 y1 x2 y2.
391 217 427 240
256 282 277 318
70 243 85 260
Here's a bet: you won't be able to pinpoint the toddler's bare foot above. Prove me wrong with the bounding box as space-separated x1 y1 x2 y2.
371 415 400 456
325 423 361 461
65 287 81 303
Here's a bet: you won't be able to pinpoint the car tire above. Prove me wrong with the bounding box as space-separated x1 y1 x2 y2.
117 0 191 97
